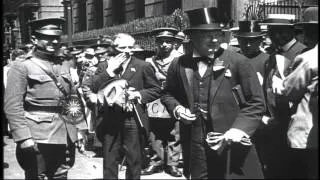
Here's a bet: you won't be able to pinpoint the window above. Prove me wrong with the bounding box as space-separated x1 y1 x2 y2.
135 0 145 18
112 0 125 25
78 0 87 32
164 0 182 15
95 0 103 28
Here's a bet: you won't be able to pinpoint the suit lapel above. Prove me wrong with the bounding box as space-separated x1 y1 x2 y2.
180 56 195 110
121 58 136 80
209 53 230 105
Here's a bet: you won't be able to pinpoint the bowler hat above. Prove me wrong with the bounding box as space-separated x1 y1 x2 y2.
68 45 86 55
184 7 227 33
233 20 266 38
295 7 318 26
260 14 296 26
152 27 179 39
27 18 65 36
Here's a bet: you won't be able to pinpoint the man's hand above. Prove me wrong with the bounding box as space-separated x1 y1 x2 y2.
224 128 249 143
18 139 39 152
106 53 128 77
19 139 35 149
174 105 196 124
126 87 141 103
76 130 87 153
262 115 271 125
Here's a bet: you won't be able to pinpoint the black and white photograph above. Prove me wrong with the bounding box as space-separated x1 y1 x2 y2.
3 0 318 179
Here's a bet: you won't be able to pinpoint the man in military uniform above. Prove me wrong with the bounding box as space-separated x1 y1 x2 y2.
4 18 87 179
142 27 182 177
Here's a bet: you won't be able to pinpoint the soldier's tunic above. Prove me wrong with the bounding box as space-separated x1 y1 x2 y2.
4 50 87 179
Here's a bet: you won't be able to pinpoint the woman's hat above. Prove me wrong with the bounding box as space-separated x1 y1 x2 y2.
184 7 227 33
27 18 65 36
152 27 179 39
295 7 318 26
233 20 266 38
259 14 296 26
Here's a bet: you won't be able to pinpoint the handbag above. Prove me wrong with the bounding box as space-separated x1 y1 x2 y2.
30 58 85 125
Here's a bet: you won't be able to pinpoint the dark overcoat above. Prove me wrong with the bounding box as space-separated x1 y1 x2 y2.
83 56 161 141
161 49 266 178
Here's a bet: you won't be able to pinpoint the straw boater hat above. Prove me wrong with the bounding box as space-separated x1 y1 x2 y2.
184 7 227 33
259 14 296 26
295 7 318 27
233 20 266 38
152 27 179 39
27 18 65 36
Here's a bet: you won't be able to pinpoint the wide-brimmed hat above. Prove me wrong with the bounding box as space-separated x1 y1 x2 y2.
259 14 296 26
295 7 318 26
27 18 65 36
68 45 86 55
184 7 227 33
233 20 266 38
152 27 179 39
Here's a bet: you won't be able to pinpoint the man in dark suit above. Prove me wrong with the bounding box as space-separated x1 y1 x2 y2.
259 14 307 178
4 18 88 179
231 20 270 176
82 33 161 179
161 7 265 179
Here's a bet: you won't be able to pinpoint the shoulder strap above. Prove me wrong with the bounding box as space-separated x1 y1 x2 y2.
29 58 69 98
151 56 168 76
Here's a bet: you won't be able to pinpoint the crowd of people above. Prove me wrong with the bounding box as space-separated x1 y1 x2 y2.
3 6 318 179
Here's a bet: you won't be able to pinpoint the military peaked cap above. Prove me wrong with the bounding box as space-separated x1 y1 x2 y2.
27 18 65 36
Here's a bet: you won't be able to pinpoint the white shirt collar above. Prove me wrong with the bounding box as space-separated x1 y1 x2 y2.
281 38 297 52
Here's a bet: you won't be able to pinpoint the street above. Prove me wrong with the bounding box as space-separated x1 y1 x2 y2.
3 135 186 179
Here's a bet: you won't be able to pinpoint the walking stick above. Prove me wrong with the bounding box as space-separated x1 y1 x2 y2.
131 100 144 128
226 141 232 180
120 156 127 171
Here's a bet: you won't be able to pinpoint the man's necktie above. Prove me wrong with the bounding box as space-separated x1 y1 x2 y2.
114 65 124 77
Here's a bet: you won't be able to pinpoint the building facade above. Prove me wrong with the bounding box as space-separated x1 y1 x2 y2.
3 0 318 52
3 0 64 50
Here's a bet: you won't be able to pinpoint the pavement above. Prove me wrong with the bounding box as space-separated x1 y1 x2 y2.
3 135 186 179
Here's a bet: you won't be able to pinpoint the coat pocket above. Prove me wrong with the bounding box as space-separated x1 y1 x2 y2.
28 74 53 83
25 111 55 140
25 111 54 123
